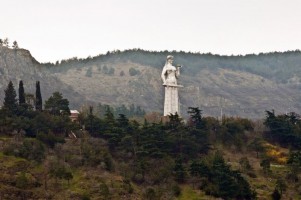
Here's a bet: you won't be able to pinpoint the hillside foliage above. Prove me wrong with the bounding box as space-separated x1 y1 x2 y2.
2 80 301 199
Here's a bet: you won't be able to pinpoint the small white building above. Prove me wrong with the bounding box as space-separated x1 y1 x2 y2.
70 110 80 122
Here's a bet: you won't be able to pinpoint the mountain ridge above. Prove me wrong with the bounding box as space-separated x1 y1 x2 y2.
1 46 301 118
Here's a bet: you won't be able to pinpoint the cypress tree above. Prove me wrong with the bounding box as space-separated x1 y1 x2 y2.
18 80 25 105
3 81 18 114
35 81 42 111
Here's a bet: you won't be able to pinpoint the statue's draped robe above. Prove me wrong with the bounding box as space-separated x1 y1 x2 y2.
164 85 179 116
161 64 180 116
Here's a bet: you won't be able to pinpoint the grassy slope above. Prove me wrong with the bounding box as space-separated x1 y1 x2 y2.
1 137 300 199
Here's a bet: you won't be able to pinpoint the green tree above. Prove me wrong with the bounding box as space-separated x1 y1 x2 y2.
275 178 286 195
117 114 129 128
44 92 70 115
35 81 43 111
264 110 301 148
239 157 253 172
271 188 281 200
0 39 3 46
99 181 111 199
16 172 28 189
50 165 73 185
12 40 19 49
129 67 140 76
187 107 210 154
3 81 18 114
188 107 205 129
174 158 185 183
260 158 271 174
248 137 265 158
286 151 301 182
18 80 26 105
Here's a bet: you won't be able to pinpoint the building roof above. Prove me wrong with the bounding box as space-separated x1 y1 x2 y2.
70 110 80 114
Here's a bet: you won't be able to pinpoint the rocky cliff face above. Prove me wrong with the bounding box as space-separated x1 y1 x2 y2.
0 46 86 108
0 47 300 118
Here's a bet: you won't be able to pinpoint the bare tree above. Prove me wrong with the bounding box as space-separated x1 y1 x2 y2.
3 38 9 47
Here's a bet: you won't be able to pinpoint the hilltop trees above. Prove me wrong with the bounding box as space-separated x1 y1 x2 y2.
12 41 19 49
0 38 20 49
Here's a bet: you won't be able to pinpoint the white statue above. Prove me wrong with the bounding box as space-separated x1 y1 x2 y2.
161 55 182 116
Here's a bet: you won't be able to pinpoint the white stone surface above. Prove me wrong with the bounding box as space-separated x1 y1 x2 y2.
161 55 182 116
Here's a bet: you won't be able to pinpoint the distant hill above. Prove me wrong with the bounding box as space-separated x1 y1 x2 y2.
0 46 87 108
1 47 301 118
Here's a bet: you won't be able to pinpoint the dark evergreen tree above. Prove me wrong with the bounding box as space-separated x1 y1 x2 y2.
3 81 18 114
18 80 25 105
271 189 281 200
104 107 115 127
117 114 129 128
44 92 70 115
35 81 42 111
188 107 205 129
174 158 185 183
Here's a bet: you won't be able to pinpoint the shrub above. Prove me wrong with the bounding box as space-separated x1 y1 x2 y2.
129 67 140 76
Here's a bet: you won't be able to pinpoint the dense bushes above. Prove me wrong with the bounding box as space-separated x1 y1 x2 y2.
3 138 45 163
189 152 256 199
264 111 301 149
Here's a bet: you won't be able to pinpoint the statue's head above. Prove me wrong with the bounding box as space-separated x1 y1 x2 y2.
167 55 173 60
166 55 174 64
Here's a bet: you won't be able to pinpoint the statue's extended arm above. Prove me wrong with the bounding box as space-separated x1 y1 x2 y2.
176 66 181 78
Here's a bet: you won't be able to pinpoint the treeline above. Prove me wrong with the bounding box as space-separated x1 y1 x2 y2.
95 103 146 118
0 37 19 49
42 49 301 84
0 80 74 138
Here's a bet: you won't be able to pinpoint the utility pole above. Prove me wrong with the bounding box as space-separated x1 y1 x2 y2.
219 96 225 123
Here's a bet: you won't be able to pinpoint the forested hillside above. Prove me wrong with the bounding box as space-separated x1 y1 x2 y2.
1 79 301 199
1 45 301 118
43 49 301 118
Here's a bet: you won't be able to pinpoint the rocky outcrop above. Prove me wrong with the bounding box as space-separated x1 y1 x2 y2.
0 46 86 108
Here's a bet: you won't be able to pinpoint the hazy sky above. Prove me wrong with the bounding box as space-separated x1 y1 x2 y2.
1 0 301 62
